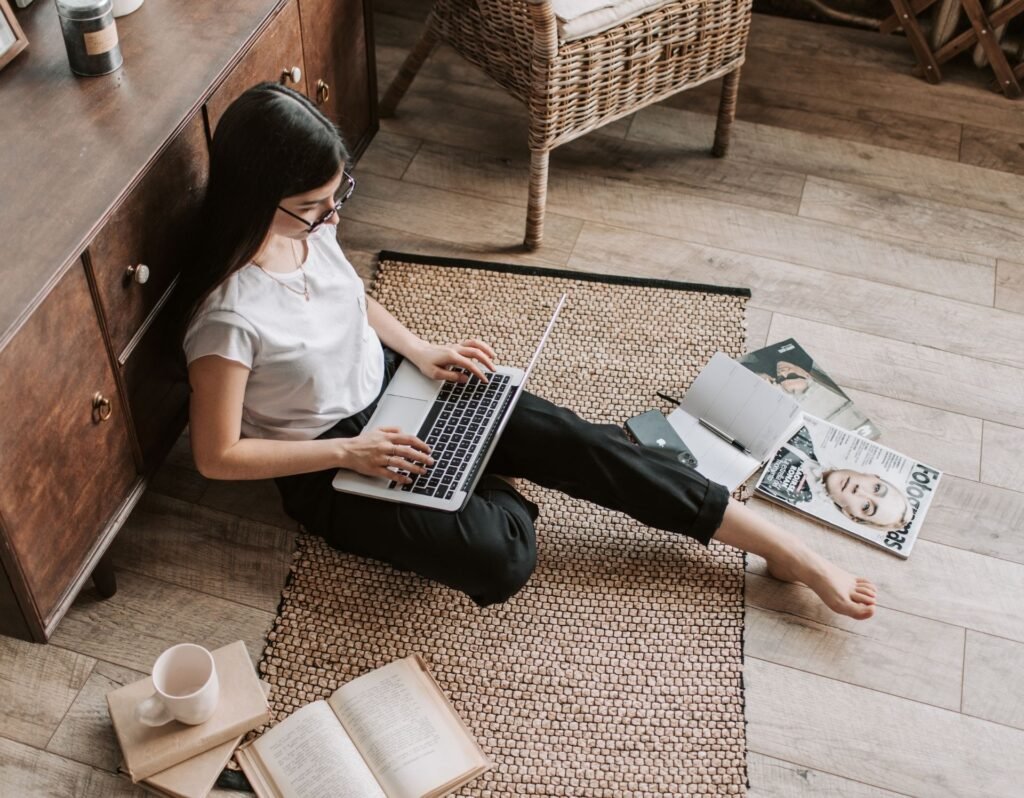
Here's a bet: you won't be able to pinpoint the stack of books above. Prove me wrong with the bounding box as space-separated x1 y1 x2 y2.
106 640 270 798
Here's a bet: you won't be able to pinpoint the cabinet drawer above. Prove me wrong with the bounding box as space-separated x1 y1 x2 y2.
121 297 191 473
88 112 208 362
206 0 307 135
0 261 137 627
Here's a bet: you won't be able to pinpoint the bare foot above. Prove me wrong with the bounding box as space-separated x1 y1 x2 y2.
766 556 878 620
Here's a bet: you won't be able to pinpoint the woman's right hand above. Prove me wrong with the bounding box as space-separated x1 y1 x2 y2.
339 426 433 484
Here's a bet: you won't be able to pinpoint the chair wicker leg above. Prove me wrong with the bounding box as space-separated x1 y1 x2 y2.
712 67 742 158
380 23 440 117
524 149 549 250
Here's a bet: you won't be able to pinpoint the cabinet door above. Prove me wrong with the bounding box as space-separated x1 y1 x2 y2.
299 0 378 158
0 262 136 630
205 0 308 135
88 113 208 362
121 298 190 474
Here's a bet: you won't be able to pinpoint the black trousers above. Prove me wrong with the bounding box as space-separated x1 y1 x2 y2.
275 349 730 607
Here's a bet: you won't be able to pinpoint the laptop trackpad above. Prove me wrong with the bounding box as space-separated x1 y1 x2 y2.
373 395 429 435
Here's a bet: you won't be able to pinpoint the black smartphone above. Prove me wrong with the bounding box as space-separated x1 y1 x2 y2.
625 410 699 469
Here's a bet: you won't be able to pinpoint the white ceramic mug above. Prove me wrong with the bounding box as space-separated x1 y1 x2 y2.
135 644 219 726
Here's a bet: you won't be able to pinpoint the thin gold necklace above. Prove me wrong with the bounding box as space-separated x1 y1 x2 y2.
255 239 309 301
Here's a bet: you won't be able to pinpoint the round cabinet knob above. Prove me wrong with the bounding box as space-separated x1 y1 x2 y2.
92 392 113 423
316 79 330 105
126 263 150 284
281 66 302 85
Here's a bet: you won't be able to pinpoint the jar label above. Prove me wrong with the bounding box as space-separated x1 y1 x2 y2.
83 23 119 56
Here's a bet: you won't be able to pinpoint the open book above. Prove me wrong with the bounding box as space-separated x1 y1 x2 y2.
755 415 941 558
739 339 881 440
666 353 805 491
236 655 491 798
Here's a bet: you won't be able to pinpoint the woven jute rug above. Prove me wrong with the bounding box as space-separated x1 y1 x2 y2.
252 252 751 796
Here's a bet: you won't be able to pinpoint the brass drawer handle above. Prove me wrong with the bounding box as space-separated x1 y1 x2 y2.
125 263 150 284
281 66 302 85
92 392 112 423
316 79 330 105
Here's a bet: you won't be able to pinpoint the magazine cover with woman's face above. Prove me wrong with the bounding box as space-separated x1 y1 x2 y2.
754 415 942 558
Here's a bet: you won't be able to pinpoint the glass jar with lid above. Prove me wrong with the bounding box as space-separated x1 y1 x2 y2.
55 0 123 76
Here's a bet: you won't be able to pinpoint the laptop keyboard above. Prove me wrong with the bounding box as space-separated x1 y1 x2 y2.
390 371 512 499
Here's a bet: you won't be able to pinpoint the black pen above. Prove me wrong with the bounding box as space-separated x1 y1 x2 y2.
697 417 752 455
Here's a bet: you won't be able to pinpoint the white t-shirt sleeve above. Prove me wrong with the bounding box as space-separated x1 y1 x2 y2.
183 309 260 369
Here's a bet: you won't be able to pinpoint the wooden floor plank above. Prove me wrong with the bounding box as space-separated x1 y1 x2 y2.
842 388 982 481
765 313 1024 428
962 630 1024 729
996 260 1024 314
355 129 421 180
564 222 1010 372
0 737 143 798
398 140 995 307
376 88 806 216
980 420 1024 492
745 307 773 352
799 176 1024 263
109 491 295 612
338 218 570 278
666 80 963 161
923 475 1024 565
960 124 1024 176
747 752 910 797
726 42 1024 136
46 660 144 773
49 570 273 674
196 478 298 534
344 172 583 264
745 572 964 710
0 637 94 749
749 498 1024 643
746 657 1024 797
630 104 1024 227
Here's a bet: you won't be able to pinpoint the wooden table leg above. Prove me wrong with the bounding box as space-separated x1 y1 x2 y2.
960 0 1023 97
888 0 944 82
92 551 117 598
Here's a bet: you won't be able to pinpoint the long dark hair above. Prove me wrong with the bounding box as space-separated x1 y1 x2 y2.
176 82 350 343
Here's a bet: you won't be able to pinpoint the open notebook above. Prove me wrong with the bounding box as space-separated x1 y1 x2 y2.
666 353 804 491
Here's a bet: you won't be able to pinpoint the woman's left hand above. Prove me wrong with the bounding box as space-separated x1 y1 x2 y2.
410 338 497 384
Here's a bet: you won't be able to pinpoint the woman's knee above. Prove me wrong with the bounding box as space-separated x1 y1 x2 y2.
462 498 538 606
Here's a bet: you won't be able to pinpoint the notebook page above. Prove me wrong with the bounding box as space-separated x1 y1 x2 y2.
666 409 761 491
679 353 801 461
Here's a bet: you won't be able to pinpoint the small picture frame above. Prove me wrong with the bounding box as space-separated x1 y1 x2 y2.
0 0 28 72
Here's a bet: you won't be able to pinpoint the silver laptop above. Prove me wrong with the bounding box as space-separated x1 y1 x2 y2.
332 295 567 511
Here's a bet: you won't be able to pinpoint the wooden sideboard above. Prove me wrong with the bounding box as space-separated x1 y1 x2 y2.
0 0 377 642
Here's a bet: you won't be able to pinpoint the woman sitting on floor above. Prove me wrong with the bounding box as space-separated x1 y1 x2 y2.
178 82 877 620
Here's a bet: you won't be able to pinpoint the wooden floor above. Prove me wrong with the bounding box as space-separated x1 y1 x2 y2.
4 4 1024 796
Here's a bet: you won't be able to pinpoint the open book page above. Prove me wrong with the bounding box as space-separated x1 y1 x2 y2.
329 657 488 798
240 701 386 798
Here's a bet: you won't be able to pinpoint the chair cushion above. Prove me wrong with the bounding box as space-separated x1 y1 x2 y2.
550 0 672 42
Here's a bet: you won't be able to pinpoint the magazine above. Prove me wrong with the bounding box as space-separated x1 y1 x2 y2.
755 415 942 558
739 339 881 440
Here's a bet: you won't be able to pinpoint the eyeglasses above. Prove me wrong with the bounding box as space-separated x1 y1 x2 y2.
277 171 356 233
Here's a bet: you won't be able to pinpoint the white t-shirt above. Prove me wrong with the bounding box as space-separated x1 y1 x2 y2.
183 224 384 441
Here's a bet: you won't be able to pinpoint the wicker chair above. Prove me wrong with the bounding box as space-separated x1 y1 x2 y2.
380 0 754 249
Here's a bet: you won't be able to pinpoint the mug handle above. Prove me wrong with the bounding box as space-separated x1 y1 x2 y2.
135 693 173 727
